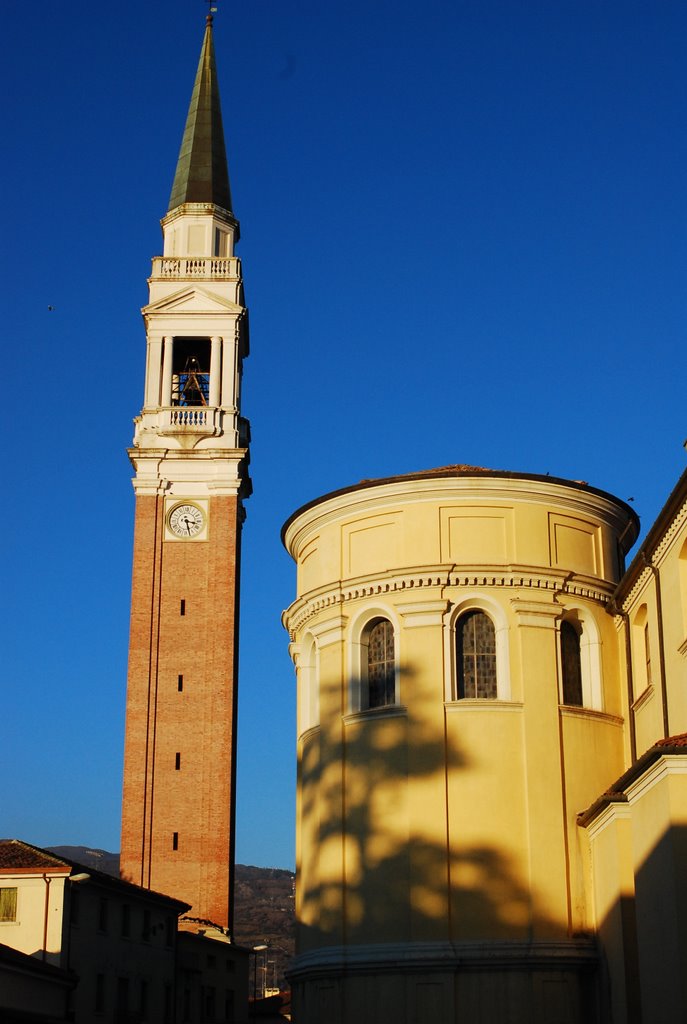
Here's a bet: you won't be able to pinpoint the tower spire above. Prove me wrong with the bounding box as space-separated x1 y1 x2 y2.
168 16 233 213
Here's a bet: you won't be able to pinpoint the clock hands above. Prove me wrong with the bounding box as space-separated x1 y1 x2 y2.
168 503 204 537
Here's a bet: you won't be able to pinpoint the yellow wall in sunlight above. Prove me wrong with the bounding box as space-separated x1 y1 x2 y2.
283 468 639 1024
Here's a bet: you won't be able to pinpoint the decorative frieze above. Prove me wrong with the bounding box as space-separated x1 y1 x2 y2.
282 566 614 638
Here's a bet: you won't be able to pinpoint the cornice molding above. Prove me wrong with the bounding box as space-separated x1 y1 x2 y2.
283 473 637 558
282 566 614 637
650 494 687 564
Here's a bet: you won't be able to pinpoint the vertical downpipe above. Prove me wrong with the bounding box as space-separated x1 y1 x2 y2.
41 874 52 961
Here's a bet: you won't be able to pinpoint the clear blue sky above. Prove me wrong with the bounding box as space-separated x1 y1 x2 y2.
2 0 686 871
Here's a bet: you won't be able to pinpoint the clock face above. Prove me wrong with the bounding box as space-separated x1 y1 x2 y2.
168 502 205 538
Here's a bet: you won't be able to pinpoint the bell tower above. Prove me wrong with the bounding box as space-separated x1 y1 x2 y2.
120 15 250 932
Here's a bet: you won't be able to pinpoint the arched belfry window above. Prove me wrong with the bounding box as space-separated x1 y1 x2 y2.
456 611 497 699
560 620 583 706
366 619 396 709
172 338 211 406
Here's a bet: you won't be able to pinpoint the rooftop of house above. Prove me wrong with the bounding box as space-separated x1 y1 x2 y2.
0 840 190 913
577 733 687 827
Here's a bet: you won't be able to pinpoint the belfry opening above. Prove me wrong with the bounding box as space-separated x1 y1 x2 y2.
171 338 211 406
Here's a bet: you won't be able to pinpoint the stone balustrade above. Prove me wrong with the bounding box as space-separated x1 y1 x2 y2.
150 256 239 279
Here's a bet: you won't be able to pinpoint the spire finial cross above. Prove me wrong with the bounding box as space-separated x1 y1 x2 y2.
205 0 218 24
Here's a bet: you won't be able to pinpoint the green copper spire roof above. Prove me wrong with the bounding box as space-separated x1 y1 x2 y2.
168 16 233 213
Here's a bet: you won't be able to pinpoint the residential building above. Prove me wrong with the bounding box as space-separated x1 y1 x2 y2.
0 942 75 1024
0 839 187 1023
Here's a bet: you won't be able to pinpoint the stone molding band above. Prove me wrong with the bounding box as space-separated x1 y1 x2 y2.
284 565 614 636
287 939 599 981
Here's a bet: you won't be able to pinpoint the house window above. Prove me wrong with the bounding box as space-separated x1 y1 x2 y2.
366 618 396 709
560 621 583 706
70 886 80 925
456 611 497 699
173 832 179 851
95 973 105 1013
116 977 129 1017
140 979 149 1019
164 985 173 1024
121 903 130 938
142 909 151 941
98 898 108 933
0 887 17 922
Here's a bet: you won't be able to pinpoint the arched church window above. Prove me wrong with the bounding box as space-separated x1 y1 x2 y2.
366 619 396 709
631 605 653 697
679 537 687 638
560 620 583 706
456 611 497 699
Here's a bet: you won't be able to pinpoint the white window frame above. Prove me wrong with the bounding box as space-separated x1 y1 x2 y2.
347 605 400 713
296 632 320 736
556 606 603 710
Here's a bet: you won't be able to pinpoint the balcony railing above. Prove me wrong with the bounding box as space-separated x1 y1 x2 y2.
168 407 211 428
133 408 250 450
150 256 239 279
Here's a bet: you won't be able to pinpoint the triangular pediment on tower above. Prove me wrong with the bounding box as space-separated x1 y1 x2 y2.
143 286 243 315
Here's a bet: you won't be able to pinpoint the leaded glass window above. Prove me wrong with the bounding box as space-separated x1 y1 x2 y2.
367 619 395 709
456 611 497 699
561 621 583 706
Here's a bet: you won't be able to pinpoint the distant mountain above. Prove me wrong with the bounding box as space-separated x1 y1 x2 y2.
233 864 295 988
49 847 295 988
49 846 120 877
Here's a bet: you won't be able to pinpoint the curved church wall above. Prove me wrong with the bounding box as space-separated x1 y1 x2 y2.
283 468 638 1024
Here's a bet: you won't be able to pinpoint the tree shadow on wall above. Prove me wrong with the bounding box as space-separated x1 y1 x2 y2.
297 659 567 953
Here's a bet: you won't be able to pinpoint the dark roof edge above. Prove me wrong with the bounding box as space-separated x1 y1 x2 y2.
577 734 687 827
613 465 687 604
0 840 190 912
281 467 640 548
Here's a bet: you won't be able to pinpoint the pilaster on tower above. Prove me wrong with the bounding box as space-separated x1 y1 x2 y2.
121 15 249 933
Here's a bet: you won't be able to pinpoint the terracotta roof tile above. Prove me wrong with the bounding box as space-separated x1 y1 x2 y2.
655 733 687 747
0 839 190 911
0 840 69 870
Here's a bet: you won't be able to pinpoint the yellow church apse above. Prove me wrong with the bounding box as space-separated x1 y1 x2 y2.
282 465 639 1024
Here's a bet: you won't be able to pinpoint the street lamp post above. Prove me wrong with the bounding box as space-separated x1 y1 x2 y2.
251 944 268 1004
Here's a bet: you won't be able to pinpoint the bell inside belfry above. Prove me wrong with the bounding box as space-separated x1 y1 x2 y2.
171 338 211 406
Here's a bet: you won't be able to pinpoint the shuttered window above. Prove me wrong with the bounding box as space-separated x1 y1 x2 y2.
0 888 17 922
